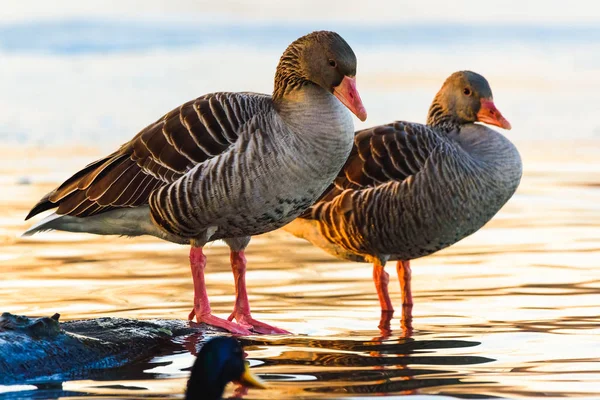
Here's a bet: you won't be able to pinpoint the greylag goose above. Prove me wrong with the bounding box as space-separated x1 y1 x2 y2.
284 71 521 321
24 31 367 335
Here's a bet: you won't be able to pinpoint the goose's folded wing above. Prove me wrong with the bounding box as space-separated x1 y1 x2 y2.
26 92 270 219
301 121 443 219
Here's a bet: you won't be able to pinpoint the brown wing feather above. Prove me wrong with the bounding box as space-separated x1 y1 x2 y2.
56 191 90 216
300 121 442 220
26 92 269 220
86 157 135 201
110 169 149 206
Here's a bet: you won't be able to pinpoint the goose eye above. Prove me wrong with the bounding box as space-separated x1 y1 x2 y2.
463 88 471 96
328 59 337 68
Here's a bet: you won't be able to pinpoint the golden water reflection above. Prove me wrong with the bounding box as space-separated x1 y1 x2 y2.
1 142 600 398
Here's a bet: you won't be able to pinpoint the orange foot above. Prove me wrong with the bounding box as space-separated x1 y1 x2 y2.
189 309 252 336
228 310 291 335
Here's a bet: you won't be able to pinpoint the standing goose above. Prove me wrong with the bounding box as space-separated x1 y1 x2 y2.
284 71 521 319
24 31 367 335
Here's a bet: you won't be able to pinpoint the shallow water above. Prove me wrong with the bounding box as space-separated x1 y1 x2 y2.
1 142 599 399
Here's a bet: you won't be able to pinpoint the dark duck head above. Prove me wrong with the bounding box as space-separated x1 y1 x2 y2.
427 70 511 131
185 336 265 400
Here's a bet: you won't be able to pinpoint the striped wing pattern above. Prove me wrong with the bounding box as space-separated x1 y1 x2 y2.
304 121 442 220
26 92 271 220
294 121 446 258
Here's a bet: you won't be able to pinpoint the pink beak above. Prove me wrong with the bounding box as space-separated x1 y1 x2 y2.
333 76 367 121
477 99 511 130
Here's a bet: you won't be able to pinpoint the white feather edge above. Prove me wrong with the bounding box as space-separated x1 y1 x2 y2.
22 206 190 244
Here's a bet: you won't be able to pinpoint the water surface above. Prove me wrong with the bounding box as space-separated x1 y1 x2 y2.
1 143 599 398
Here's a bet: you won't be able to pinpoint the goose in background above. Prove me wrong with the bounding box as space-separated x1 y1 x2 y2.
284 71 521 326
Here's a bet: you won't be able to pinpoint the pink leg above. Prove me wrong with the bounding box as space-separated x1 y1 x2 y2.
397 260 414 336
396 260 413 306
373 261 394 312
187 247 252 335
227 251 291 334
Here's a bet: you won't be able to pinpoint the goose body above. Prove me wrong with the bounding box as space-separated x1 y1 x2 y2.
24 31 367 335
27 90 354 243
285 71 522 315
287 122 521 262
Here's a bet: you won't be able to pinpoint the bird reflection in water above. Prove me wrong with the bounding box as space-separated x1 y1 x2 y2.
241 322 495 396
378 306 414 338
176 306 494 397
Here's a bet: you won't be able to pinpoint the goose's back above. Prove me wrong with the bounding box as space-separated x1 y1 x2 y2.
26 92 273 222
293 122 522 263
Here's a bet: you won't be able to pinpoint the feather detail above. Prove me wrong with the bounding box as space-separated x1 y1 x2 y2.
25 92 268 221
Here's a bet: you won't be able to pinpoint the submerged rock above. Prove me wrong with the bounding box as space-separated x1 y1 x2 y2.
0 312 213 385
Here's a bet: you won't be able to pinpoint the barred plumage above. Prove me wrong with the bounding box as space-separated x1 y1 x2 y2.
26 93 255 220
284 71 522 314
24 30 365 334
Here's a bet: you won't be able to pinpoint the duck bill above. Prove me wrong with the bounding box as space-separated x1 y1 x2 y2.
477 99 512 130
237 364 267 389
333 76 367 121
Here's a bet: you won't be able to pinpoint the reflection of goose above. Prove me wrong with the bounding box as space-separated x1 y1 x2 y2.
186 337 265 400
378 308 413 337
305 376 463 395
244 335 494 396
285 71 522 318
24 31 366 335
262 347 492 368
244 336 489 364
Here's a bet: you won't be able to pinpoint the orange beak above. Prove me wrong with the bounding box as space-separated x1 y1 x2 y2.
477 99 511 130
333 76 367 121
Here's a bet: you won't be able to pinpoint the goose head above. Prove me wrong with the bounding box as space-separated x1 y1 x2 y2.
274 31 367 121
428 71 511 130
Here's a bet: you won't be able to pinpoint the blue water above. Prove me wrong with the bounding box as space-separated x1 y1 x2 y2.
1 19 599 55
0 17 598 146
